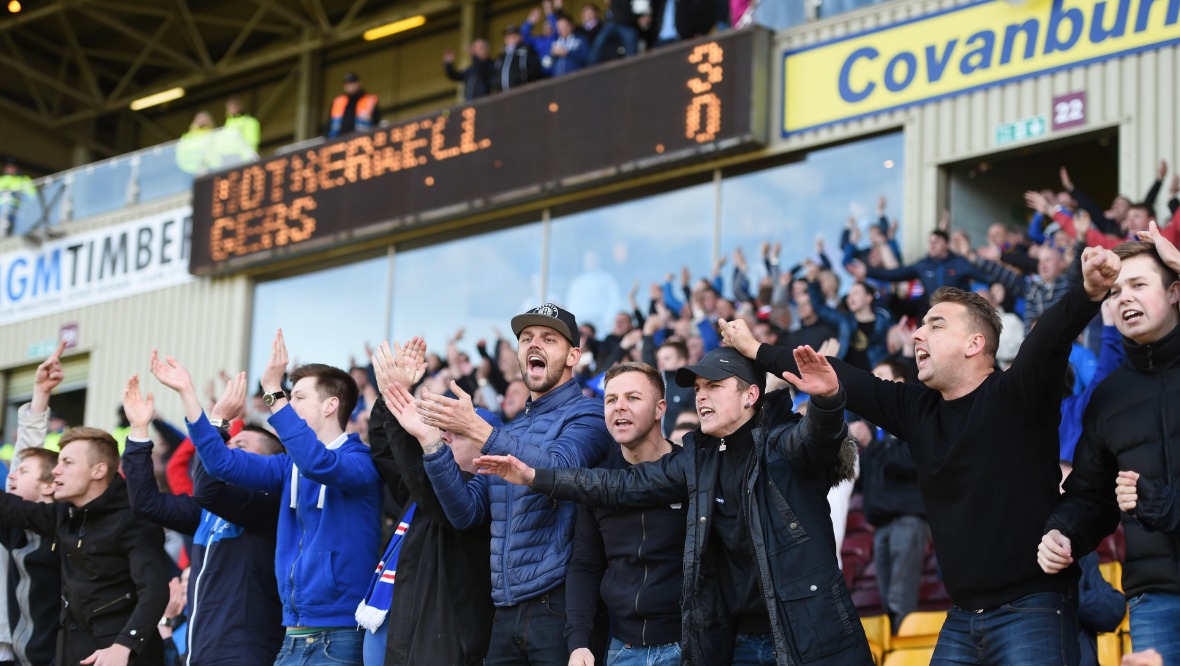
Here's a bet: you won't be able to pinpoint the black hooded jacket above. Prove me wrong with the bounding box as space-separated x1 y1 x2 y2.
0 474 170 665
1048 322 1180 598
368 398 494 665
532 388 871 665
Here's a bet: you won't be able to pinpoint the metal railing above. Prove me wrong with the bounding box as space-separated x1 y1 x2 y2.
5 128 256 238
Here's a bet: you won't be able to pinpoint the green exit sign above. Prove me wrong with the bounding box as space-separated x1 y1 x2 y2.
995 116 1047 146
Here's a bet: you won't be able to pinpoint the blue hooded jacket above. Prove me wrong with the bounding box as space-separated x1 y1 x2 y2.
194 406 383 627
424 379 610 605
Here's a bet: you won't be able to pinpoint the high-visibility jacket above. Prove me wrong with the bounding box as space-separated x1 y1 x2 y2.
328 93 378 138
225 113 261 152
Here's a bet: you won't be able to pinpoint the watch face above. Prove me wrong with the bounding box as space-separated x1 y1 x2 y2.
264 393 276 407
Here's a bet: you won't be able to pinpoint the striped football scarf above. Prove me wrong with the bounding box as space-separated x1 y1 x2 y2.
355 503 416 633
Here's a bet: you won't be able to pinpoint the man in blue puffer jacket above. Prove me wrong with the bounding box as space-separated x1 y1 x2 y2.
419 304 611 665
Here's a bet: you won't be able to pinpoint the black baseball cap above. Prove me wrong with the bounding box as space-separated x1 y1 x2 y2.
343 72 360 83
511 303 579 346
675 347 764 388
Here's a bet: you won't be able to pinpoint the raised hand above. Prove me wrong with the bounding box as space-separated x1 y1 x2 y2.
150 350 195 393
381 381 440 444
1024 190 1051 215
260 328 289 393
845 258 867 280
1136 220 1180 274
1080 246 1122 300
122 375 154 439
780 346 840 398
473 454 536 485
816 337 841 359
417 381 491 442
31 339 67 413
718 317 759 358
1159 159 1168 181
210 371 248 422
1059 166 1075 192
373 338 427 391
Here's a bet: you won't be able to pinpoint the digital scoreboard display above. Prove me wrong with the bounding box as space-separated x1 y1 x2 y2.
189 28 769 274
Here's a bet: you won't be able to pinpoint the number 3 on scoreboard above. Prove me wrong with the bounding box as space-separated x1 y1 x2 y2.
686 42 724 143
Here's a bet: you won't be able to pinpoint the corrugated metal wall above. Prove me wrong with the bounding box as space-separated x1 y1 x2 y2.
771 0 1180 259
0 194 251 433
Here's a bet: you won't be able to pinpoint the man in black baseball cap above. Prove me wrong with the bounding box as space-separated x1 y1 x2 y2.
476 343 868 664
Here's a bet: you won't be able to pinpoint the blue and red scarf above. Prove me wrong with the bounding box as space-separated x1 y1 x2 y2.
355 503 416 633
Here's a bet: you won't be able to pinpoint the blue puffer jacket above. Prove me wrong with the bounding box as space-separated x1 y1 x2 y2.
424 379 611 605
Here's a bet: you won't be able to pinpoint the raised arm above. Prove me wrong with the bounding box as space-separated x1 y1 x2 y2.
187 375 281 532
121 375 202 533
1005 248 1113 413
151 352 288 493
476 451 690 510
16 339 66 454
776 346 852 478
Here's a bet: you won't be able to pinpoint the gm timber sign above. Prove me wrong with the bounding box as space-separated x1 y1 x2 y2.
782 0 1180 135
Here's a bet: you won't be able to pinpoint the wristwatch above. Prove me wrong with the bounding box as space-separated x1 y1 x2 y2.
262 390 286 407
207 418 230 431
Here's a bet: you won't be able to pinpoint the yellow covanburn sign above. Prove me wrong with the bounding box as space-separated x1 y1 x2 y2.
782 0 1180 135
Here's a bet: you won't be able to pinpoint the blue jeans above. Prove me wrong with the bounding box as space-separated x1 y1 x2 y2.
361 621 387 666
273 629 363 666
1128 592 1180 664
607 636 681 665
485 586 568 666
931 591 1079 665
731 633 777 665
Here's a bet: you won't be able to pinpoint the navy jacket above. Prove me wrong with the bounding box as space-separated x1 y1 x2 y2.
0 519 59 666
424 378 611 605
123 424 283 666
866 252 991 301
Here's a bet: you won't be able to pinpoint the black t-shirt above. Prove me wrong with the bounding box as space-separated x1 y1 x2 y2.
709 419 772 635
843 319 876 371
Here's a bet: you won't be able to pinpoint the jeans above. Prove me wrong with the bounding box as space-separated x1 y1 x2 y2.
485 586 568 666
731 633 777 666
1128 592 1180 664
273 629 363 666
361 621 387 666
589 22 640 65
931 591 1079 665
607 636 681 665
874 515 930 628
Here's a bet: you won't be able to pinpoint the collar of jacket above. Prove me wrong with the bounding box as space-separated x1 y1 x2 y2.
522 378 583 417
68 474 130 519
1124 321 1180 372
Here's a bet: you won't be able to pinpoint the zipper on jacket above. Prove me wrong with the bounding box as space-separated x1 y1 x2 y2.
635 510 649 645
92 593 132 614
186 515 218 665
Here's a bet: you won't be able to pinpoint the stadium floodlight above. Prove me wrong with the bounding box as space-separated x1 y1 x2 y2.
130 87 185 111
363 15 426 41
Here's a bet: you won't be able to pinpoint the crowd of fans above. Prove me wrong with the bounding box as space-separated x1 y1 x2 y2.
444 0 743 101
3 159 1180 665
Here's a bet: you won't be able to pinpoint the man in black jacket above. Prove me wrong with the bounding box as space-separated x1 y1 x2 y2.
729 244 1121 665
0 426 170 666
444 39 494 101
476 346 870 665
1041 233 1180 664
566 362 685 666
362 338 495 665
493 26 541 92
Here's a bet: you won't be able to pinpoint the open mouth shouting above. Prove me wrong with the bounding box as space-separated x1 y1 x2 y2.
1121 309 1144 324
525 350 548 379
915 348 930 367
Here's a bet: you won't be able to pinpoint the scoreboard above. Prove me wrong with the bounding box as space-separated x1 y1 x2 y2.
189 27 769 274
